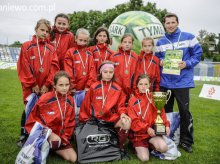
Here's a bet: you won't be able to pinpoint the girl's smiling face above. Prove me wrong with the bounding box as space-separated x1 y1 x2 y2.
55 17 69 33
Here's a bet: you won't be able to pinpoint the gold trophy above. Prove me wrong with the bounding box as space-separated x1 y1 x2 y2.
146 89 171 135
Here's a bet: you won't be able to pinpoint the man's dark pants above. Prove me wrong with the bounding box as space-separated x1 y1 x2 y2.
161 87 194 146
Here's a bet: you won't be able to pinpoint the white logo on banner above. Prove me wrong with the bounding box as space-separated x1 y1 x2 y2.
109 24 126 37
199 84 220 101
132 24 164 41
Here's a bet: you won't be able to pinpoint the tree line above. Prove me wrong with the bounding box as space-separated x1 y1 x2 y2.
9 0 220 61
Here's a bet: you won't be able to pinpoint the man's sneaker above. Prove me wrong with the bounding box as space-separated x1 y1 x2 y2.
179 142 193 153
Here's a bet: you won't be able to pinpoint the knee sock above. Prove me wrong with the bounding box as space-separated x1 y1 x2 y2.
117 128 129 150
49 140 61 150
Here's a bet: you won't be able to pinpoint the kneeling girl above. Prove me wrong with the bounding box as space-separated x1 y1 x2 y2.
128 74 170 162
25 71 77 162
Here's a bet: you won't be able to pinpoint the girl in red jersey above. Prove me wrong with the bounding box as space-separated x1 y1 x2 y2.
89 26 114 74
128 74 170 162
25 71 77 162
110 34 138 101
64 28 96 93
50 13 75 70
79 61 131 157
17 19 59 102
134 37 160 92
17 19 59 145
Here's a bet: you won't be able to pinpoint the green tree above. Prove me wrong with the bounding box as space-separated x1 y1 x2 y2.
68 0 168 45
140 2 167 23
129 0 143 10
216 34 220 54
9 41 22 47
197 30 220 61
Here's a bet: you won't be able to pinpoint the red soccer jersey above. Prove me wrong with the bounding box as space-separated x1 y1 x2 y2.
49 27 75 70
17 35 60 102
79 80 127 123
134 50 160 92
64 45 96 91
89 43 114 75
110 48 138 97
128 91 170 143
25 91 75 145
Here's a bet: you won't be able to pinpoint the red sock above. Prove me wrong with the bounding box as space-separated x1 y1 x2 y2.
117 128 129 150
49 140 61 150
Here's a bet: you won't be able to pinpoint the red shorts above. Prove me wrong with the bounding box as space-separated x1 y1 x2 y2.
57 143 73 151
132 138 150 148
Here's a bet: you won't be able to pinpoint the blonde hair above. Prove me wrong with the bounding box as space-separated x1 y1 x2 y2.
35 19 51 33
142 37 154 47
76 28 90 39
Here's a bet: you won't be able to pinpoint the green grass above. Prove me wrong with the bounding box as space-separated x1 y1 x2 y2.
0 69 220 164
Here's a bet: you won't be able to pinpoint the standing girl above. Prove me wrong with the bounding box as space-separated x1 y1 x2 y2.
79 61 131 157
89 26 114 74
128 74 170 162
50 13 75 70
25 71 77 162
64 28 96 93
17 19 59 144
110 34 138 100
134 37 160 91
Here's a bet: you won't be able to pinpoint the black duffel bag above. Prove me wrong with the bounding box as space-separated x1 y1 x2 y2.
75 118 121 163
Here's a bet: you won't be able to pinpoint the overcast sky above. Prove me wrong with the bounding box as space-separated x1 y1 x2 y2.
0 0 219 44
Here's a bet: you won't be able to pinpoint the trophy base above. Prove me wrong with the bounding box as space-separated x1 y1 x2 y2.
153 124 166 135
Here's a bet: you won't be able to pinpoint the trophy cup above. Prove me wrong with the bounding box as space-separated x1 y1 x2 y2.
146 89 171 135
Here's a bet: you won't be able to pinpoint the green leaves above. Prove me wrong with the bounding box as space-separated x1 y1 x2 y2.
68 0 168 46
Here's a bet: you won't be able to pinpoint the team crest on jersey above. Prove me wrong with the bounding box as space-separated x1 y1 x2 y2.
96 96 102 100
74 61 80 64
47 111 55 115
30 56 35 60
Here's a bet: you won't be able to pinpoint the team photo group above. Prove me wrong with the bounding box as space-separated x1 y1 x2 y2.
15 11 203 163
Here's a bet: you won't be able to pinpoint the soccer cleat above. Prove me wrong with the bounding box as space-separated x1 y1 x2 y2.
179 142 193 153
120 149 130 160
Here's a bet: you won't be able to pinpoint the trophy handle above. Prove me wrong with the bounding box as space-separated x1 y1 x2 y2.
145 89 152 103
166 90 171 104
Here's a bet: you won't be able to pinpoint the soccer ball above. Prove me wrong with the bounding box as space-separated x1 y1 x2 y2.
108 11 165 54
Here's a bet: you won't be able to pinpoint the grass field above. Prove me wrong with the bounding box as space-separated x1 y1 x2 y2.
0 69 220 164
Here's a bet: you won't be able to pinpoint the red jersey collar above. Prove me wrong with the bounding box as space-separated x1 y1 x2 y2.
54 90 70 100
52 26 69 34
96 43 108 51
32 35 49 44
140 50 153 59
119 47 131 54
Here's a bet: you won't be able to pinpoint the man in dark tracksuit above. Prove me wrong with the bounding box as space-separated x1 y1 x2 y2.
155 13 203 153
